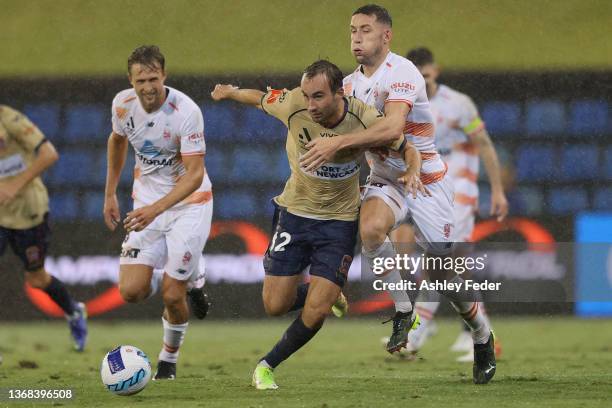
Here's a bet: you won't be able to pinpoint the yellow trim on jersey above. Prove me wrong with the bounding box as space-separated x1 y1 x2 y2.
463 117 485 135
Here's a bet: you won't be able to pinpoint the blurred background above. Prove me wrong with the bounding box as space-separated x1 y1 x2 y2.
1 0 611 320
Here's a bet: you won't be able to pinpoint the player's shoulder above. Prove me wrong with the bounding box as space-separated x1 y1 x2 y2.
386 52 424 84
112 88 138 107
165 87 201 117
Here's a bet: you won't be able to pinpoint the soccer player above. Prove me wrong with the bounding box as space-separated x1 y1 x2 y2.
103 45 212 380
300 5 497 384
0 105 87 351
395 47 508 362
211 59 419 390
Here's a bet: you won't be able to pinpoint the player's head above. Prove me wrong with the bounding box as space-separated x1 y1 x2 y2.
301 60 345 126
407 47 439 88
127 45 167 112
351 4 393 66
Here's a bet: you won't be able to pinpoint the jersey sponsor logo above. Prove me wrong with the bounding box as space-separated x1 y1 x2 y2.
266 89 287 104
0 154 27 179
391 82 416 93
302 160 360 180
136 153 174 166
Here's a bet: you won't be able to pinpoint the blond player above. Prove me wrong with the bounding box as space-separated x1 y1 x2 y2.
103 45 212 380
300 5 497 384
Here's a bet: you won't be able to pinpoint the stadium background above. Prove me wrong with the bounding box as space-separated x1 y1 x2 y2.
1 0 611 320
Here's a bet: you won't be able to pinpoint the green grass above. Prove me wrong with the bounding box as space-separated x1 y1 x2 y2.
1 0 611 76
0 317 611 407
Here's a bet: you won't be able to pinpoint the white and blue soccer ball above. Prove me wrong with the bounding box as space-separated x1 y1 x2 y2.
101 345 152 396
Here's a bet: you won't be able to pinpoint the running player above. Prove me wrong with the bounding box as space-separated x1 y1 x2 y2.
300 5 497 384
211 59 419 390
103 45 212 380
396 47 508 361
0 105 88 351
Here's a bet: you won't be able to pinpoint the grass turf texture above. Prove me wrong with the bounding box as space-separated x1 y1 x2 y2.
0 317 611 407
1 0 611 76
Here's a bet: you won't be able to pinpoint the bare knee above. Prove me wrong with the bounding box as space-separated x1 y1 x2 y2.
360 217 391 250
162 286 186 309
119 283 149 303
262 295 291 317
25 269 51 289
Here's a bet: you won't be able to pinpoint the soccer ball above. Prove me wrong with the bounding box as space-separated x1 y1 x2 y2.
101 345 152 396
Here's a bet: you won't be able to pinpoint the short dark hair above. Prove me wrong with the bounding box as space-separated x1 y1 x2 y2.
127 45 165 74
353 4 392 27
406 47 435 67
303 60 344 93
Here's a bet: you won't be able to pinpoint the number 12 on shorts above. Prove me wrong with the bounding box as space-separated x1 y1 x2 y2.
270 231 291 252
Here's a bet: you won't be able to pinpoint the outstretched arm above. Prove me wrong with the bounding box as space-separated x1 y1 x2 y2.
211 84 265 108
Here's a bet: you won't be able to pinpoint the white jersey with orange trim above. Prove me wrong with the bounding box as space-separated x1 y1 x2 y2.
430 84 484 212
111 86 212 210
343 51 446 185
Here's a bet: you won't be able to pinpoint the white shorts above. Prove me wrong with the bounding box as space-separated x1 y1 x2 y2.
362 175 455 255
452 202 476 242
120 200 213 282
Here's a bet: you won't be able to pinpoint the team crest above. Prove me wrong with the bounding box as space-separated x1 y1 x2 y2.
443 223 451 239
182 251 192 265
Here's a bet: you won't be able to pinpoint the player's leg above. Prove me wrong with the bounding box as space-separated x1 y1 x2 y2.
186 198 213 319
361 182 417 353
253 214 356 390
390 223 441 354
409 177 495 383
8 215 88 351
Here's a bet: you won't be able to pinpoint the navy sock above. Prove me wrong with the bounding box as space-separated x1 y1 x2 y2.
289 283 309 312
44 276 76 316
262 315 320 368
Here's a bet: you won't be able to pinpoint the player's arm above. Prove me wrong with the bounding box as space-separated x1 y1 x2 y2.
471 128 508 221
211 84 265 108
124 154 204 232
397 141 431 199
300 101 409 172
103 132 129 230
0 106 59 205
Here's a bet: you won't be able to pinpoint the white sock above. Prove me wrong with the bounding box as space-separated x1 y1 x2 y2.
437 276 490 344
158 317 188 363
363 237 413 313
258 360 272 369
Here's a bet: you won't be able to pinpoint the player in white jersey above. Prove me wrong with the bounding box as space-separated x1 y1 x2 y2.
103 46 212 380
393 47 508 361
300 5 496 384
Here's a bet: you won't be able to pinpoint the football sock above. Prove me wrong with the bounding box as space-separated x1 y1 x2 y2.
261 314 319 369
44 276 76 316
439 275 490 344
158 317 188 364
289 283 309 312
363 237 413 313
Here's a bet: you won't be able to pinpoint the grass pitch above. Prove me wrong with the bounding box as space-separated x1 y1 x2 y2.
0 317 611 407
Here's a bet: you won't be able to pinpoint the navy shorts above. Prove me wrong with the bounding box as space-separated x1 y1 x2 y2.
0 213 50 272
263 205 358 288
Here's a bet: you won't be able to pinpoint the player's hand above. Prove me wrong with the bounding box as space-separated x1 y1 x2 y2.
210 84 238 101
124 205 161 232
490 189 509 222
0 180 22 205
300 137 342 172
398 173 431 199
103 194 121 231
